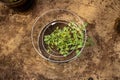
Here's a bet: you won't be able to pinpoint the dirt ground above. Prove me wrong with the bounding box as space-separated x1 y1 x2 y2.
0 0 120 80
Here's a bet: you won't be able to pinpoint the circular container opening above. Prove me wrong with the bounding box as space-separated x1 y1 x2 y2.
31 9 87 63
39 20 77 57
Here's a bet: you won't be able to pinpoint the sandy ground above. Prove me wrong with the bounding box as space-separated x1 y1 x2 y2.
0 0 120 80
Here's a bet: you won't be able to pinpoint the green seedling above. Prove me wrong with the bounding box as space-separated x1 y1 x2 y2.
44 22 88 57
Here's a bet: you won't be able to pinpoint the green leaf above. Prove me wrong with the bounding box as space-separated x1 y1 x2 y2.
76 50 81 56
70 46 76 50
77 45 83 48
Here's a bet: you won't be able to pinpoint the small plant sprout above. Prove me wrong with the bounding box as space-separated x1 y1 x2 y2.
44 22 88 57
